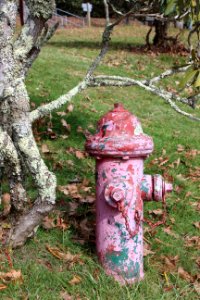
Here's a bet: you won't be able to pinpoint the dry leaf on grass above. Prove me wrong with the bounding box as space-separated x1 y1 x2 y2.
56 111 67 116
177 144 185 152
69 275 82 285
163 226 179 238
42 216 56 230
189 201 200 212
67 104 74 112
162 255 179 272
0 269 22 283
193 222 200 229
143 242 155 256
61 119 71 132
178 267 192 282
75 150 85 159
57 184 81 199
46 245 80 264
184 236 200 249
148 209 163 216
60 291 73 300
1 193 11 216
193 282 200 295
0 284 7 290
41 144 50 154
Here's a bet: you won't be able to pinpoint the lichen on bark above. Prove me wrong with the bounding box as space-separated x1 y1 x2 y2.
26 0 55 20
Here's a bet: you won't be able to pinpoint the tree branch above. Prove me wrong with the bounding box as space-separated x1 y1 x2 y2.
13 0 56 73
30 81 87 123
89 75 200 121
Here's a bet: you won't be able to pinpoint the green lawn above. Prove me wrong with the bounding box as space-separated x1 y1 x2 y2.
1 23 200 299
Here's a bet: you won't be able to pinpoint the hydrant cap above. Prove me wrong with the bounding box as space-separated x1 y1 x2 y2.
85 103 154 158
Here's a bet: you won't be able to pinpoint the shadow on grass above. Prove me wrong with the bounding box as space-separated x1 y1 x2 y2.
48 40 143 52
48 40 189 55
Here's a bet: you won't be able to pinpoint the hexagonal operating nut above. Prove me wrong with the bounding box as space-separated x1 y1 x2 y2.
111 188 125 202
104 182 128 208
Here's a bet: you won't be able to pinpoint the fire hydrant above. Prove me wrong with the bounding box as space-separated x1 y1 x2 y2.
85 103 172 284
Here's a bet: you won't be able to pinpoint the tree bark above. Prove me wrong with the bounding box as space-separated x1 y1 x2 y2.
153 20 169 46
0 0 57 248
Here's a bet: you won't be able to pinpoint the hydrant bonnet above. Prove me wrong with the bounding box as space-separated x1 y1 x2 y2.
85 103 154 158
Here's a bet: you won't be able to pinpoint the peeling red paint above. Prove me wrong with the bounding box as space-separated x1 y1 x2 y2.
85 103 173 285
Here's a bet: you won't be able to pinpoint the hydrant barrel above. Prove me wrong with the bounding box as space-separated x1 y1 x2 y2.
85 103 172 284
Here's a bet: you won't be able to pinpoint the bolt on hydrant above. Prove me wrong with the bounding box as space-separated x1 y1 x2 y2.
85 103 173 284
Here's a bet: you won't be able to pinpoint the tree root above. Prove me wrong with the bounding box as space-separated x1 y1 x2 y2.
10 200 54 248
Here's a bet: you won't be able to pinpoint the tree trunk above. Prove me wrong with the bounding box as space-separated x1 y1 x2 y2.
153 20 169 46
0 0 57 248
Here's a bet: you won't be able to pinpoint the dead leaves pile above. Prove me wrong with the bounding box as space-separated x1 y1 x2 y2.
41 178 96 245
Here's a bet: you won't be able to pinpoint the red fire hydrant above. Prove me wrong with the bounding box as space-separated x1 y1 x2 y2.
85 103 172 284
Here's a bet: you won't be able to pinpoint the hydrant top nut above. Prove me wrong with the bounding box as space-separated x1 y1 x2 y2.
85 103 154 158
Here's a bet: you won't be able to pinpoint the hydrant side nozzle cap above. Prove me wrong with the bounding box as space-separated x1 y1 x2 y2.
85 103 154 158
165 182 173 193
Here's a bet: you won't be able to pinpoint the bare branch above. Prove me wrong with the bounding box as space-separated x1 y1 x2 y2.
104 0 110 25
90 75 200 121
148 65 191 85
13 0 56 72
25 22 59 72
85 9 134 80
30 81 87 123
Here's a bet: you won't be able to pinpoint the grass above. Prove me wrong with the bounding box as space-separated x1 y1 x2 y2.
1 22 200 299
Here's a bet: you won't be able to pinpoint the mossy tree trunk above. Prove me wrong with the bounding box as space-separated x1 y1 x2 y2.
0 0 57 248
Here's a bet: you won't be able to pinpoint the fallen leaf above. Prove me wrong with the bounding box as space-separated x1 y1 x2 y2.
0 284 7 290
61 119 71 132
46 245 80 264
56 217 69 230
189 201 200 212
163 227 179 238
60 135 68 140
66 160 74 167
58 184 81 199
162 255 179 272
75 150 85 159
41 144 50 154
1 193 11 216
69 275 82 285
66 104 74 113
42 216 56 230
178 267 192 283
148 209 163 216
177 144 185 152
60 291 73 300
176 174 186 182
184 236 200 249
0 269 22 283
196 257 200 268
193 281 200 295
76 126 84 133
193 222 200 229
143 242 155 256
56 111 67 116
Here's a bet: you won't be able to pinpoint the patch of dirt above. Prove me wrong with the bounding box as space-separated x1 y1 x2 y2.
129 43 189 56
